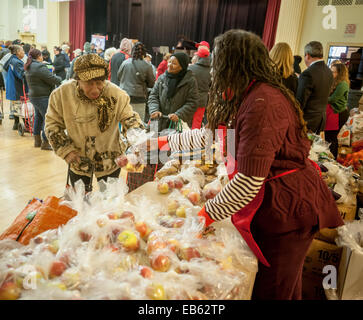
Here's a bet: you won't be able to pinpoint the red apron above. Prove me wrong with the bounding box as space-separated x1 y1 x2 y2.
191 107 206 129
216 80 320 267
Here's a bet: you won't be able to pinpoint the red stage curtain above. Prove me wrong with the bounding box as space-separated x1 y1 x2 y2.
69 0 86 59
262 0 281 51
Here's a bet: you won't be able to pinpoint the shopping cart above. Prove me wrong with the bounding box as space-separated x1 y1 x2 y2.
14 82 34 136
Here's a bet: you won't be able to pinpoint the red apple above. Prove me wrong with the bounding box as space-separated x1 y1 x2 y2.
178 247 201 261
174 178 184 189
34 236 43 244
167 238 180 252
112 227 122 236
79 231 92 242
166 180 175 190
172 218 185 228
135 222 152 240
147 240 167 255
115 155 128 167
0 281 21 300
107 212 121 220
140 266 153 278
117 230 139 252
120 211 135 222
49 261 67 279
157 182 169 194
150 254 171 272
187 192 201 205
203 188 219 200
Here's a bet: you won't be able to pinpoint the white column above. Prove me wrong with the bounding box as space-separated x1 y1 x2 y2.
274 0 308 55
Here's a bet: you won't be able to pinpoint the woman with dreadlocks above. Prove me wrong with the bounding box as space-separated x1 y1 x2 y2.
147 30 344 300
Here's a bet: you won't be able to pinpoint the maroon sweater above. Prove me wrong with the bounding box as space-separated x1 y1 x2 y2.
236 82 343 232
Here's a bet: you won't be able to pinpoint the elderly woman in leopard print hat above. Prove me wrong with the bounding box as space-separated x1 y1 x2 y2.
45 53 144 190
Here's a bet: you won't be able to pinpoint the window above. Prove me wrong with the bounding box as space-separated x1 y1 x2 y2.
23 0 44 9
327 45 363 66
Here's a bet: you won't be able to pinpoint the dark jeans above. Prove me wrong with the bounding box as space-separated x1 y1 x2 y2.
325 108 350 158
68 168 121 192
30 96 49 142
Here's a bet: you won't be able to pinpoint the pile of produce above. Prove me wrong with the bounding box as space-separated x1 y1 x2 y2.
309 134 358 205
0 176 257 300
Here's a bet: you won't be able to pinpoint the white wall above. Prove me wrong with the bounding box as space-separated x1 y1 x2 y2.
0 0 67 50
298 0 363 61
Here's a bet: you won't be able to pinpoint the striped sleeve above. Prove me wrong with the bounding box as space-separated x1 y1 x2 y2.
168 128 212 152
204 173 265 222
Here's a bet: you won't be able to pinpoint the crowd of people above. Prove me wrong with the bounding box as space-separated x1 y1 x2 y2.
0 31 362 300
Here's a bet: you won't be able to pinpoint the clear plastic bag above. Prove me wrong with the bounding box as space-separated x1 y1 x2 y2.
0 177 255 300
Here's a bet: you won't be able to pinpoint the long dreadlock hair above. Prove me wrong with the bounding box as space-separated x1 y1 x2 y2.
206 29 308 138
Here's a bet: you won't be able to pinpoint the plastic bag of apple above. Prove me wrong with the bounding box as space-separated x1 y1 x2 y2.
115 128 155 173
156 164 225 206
0 178 256 300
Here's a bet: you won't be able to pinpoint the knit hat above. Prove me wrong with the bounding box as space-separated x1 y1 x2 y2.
83 42 92 54
171 52 189 71
74 53 108 81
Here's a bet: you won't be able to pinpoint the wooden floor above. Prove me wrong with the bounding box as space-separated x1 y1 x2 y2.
0 98 128 234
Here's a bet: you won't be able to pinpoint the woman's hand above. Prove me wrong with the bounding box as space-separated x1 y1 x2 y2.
65 151 81 165
168 113 179 122
150 111 162 119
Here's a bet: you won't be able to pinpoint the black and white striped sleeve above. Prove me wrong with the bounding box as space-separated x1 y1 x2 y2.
168 128 212 152
205 173 265 221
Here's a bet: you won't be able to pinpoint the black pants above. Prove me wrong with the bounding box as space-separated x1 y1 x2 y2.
68 168 121 192
325 109 349 158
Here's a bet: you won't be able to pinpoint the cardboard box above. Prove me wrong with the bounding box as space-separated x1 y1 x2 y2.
302 273 327 300
315 202 357 244
336 202 357 221
337 246 363 300
315 228 338 244
303 239 342 278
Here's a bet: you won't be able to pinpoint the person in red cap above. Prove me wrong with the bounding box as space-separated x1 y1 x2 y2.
195 41 210 52
189 47 211 128
144 29 343 300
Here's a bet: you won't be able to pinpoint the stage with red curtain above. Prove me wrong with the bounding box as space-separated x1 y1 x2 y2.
262 0 282 51
69 0 86 58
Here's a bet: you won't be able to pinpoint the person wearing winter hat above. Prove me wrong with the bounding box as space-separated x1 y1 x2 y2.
66 43 92 80
83 42 92 55
148 51 198 131
188 48 212 128
45 53 144 191
110 38 133 85
195 41 210 52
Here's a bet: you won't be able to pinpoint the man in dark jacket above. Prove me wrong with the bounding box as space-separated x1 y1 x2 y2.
110 38 132 85
296 41 333 133
188 48 211 127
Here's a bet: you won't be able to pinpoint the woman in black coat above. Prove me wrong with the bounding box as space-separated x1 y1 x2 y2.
53 46 66 80
269 43 298 95
25 49 62 149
